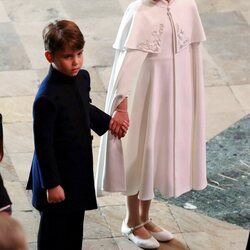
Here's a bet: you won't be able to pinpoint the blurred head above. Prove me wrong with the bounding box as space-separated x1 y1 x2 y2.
0 214 27 250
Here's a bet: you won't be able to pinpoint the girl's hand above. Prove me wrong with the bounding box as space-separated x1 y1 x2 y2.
47 185 65 203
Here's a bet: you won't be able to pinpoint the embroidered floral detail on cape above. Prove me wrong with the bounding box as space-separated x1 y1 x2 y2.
176 23 189 51
137 24 164 53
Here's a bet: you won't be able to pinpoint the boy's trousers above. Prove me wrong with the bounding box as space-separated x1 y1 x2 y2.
38 211 85 250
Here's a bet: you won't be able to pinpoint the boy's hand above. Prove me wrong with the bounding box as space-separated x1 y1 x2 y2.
117 121 129 139
110 117 129 139
109 111 129 138
47 185 65 203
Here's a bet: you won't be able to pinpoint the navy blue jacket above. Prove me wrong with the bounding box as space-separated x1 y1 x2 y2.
27 66 111 213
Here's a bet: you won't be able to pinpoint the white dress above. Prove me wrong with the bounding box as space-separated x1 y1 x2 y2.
96 0 207 199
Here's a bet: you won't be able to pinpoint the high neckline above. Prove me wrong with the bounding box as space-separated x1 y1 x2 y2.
150 0 174 7
48 65 78 84
162 0 173 4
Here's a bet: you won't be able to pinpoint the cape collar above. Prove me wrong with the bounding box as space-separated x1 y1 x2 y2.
151 0 175 7
122 0 206 54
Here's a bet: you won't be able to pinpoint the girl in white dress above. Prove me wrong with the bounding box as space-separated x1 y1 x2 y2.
96 0 207 248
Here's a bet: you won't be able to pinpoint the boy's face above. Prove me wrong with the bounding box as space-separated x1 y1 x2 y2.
45 46 84 77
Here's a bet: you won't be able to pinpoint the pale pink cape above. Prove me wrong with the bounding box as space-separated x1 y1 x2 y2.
96 0 207 199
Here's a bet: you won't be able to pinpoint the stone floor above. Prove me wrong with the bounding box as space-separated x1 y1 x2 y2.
0 0 249 249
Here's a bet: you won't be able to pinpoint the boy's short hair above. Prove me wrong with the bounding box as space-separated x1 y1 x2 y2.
43 20 85 54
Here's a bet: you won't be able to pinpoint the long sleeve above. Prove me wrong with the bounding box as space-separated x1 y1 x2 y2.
90 104 111 136
95 49 147 195
33 96 61 189
79 70 111 136
116 50 148 97
108 49 148 113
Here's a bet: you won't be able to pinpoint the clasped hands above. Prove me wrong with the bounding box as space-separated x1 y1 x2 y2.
109 109 129 139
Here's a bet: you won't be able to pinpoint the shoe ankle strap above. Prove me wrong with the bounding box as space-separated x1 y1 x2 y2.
142 218 152 226
131 218 152 232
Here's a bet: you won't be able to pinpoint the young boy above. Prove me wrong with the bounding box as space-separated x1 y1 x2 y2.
26 20 127 250
0 113 12 215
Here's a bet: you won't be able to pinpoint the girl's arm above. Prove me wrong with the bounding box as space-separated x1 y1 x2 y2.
109 50 148 135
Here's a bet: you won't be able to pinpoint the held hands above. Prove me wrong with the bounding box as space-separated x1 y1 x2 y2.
109 109 129 139
47 185 65 204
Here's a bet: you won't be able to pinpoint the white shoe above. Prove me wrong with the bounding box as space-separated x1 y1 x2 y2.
148 229 174 242
121 220 160 249
145 219 174 242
